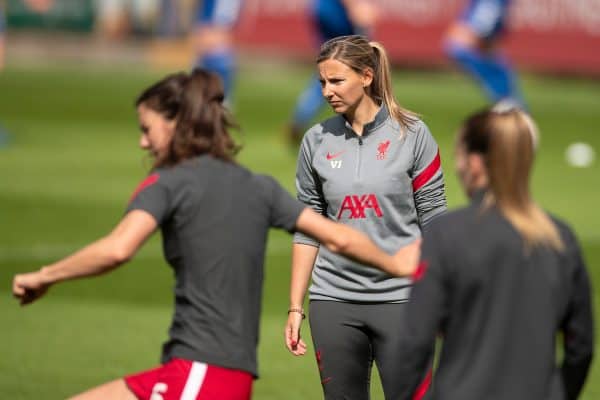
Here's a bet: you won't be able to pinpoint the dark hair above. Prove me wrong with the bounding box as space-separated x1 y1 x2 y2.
317 35 418 135
458 107 563 251
135 69 240 168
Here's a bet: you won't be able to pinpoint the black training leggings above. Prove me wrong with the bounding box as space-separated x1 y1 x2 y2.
309 300 431 400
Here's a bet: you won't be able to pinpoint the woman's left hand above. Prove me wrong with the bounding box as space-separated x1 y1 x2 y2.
12 269 50 306
285 311 308 356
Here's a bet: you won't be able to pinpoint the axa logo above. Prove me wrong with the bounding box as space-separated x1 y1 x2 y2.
337 194 383 219
377 140 391 160
326 150 344 169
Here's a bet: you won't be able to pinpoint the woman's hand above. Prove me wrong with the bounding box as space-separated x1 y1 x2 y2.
393 238 422 276
13 269 51 306
285 310 308 356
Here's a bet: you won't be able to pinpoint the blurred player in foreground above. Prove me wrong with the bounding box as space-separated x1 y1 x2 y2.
444 0 526 108
396 107 593 399
12 68 419 400
287 0 378 143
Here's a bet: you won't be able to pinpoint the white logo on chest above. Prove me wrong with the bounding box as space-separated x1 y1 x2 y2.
330 160 342 169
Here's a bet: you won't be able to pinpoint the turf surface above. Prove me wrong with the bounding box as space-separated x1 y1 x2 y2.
1 62 599 398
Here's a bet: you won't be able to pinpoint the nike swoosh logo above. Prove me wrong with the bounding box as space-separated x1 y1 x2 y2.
326 151 345 160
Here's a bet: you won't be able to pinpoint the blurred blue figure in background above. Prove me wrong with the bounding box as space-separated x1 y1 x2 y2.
444 0 526 108
287 0 378 142
193 0 242 104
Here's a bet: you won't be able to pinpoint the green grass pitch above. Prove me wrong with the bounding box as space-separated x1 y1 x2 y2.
0 62 599 399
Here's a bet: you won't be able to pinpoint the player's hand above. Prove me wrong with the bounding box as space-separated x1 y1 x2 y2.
285 311 307 356
393 238 422 276
12 270 51 306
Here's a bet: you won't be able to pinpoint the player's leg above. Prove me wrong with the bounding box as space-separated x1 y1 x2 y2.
287 0 358 142
193 0 241 102
288 76 325 142
309 300 373 400
68 379 137 400
368 303 434 400
445 0 525 106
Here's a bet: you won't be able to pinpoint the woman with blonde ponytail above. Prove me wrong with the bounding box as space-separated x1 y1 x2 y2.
285 35 446 399
396 107 594 400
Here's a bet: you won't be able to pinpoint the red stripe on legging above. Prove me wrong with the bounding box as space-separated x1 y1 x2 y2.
412 369 432 400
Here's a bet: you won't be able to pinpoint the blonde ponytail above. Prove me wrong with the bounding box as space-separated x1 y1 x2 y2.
369 41 418 136
462 109 564 251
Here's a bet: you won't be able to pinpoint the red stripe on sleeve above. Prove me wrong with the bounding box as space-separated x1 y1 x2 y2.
412 260 428 282
412 368 432 400
129 173 159 203
412 150 441 192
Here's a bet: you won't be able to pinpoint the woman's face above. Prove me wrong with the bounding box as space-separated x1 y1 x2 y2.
137 103 176 160
318 58 372 115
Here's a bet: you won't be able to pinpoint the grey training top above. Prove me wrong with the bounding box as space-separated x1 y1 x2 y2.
294 106 447 303
127 155 305 378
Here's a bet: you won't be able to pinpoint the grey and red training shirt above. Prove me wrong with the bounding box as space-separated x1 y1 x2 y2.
294 106 447 303
127 155 305 378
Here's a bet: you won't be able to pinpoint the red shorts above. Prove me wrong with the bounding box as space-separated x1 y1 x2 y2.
124 358 253 400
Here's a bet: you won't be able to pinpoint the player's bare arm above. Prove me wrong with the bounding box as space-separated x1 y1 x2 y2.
12 210 157 305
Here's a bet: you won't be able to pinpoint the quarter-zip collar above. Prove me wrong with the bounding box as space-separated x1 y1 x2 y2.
343 104 389 139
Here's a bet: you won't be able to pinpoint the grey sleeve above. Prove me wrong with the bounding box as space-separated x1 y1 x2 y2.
126 172 171 225
263 175 306 233
293 134 326 247
560 228 594 400
411 122 447 227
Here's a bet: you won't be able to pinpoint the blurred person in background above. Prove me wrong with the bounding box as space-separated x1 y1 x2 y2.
94 0 158 40
12 68 419 400
0 0 54 146
0 2 5 71
192 0 242 104
444 0 526 108
284 35 446 400
395 107 593 399
287 0 379 143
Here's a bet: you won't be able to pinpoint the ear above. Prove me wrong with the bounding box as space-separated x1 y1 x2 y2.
467 153 488 187
361 68 374 88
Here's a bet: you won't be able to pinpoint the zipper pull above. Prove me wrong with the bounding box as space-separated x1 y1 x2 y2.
358 137 363 145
